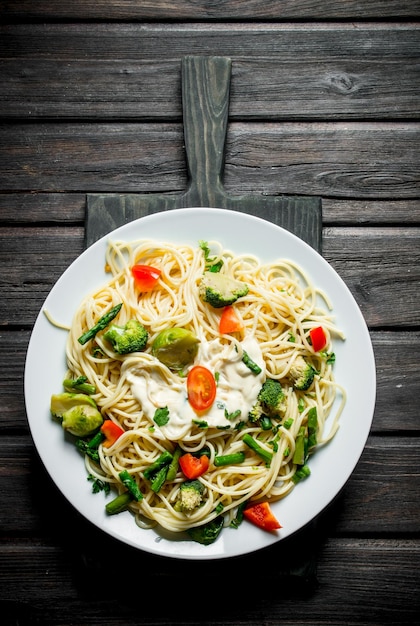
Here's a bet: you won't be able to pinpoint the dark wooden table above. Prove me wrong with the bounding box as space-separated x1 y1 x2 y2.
1 3 419 625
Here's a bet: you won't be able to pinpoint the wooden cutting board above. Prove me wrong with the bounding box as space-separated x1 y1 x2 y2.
85 56 322 252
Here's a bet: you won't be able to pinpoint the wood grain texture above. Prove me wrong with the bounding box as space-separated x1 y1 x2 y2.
2 193 420 226
1 0 420 20
1 122 419 199
1 24 419 120
0 535 418 625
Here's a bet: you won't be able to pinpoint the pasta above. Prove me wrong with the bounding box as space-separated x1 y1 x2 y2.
64 238 346 536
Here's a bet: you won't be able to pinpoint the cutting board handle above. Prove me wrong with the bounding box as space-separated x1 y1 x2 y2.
182 56 231 206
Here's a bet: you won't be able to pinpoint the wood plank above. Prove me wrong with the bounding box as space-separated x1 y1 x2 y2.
3 23 418 63
2 330 419 434
0 193 86 223
0 122 419 199
323 226 420 327
1 0 419 20
2 52 419 120
0 536 418 624
0 226 419 328
2 193 420 226
1 24 419 120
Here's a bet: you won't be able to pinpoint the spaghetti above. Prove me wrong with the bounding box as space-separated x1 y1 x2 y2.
63 238 346 535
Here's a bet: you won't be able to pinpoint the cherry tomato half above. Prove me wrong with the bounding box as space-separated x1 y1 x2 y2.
131 264 161 292
187 365 217 412
219 305 244 334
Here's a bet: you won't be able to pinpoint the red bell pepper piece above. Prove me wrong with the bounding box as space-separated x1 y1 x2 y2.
179 453 210 479
100 419 125 448
243 501 282 531
309 326 327 352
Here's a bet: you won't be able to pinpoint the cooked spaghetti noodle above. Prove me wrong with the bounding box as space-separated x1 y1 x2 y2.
64 238 346 534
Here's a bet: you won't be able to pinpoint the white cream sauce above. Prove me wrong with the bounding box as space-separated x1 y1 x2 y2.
127 336 265 441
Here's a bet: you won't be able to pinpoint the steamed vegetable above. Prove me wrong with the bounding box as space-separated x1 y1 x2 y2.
50 392 103 437
78 303 122 345
104 319 148 354
199 271 249 308
151 327 199 370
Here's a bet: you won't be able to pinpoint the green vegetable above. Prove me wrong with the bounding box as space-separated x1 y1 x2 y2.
87 474 110 494
50 392 103 437
243 433 273 465
292 464 311 484
104 319 148 354
230 501 247 529
214 452 246 467
78 303 122 345
174 479 205 512
151 327 199 370
150 465 169 493
63 375 96 395
198 271 249 308
105 492 132 515
61 404 103 437
187 515 224 545
153 406 170 427
241 350 262 375
289 356 317 391
75 431 104 462
119 470 143 501
307 407 318 449
50 392 97 419
293 426 306 465
166 446 183 481
199 240 224 273
248 378 286 423
143 450 173 480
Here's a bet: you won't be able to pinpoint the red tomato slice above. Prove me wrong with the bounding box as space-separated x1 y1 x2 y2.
243 501 282 531
187 365 216 412
131 264 161 292
309 326 327 352
219 305 244 334
179 453 210 479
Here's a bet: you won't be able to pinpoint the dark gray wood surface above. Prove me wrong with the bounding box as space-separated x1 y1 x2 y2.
0 4 419 626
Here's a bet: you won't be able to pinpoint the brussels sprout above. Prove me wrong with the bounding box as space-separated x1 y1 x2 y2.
61 404 103 437
151 328 200 370
50 392 97 419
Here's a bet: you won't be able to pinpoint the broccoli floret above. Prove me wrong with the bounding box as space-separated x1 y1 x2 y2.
248 378 286 423
174 479 205 513
104 319 148 354
289 356 317 391
198 271 249 308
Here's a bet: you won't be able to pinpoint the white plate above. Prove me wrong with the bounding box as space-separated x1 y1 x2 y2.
25 207 376 560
